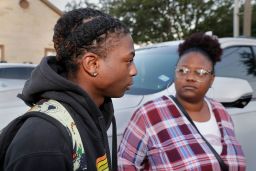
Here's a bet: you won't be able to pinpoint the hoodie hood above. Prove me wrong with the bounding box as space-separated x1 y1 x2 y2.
18 56 114 129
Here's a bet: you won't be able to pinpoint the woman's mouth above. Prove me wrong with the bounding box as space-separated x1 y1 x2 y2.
183 85 197 90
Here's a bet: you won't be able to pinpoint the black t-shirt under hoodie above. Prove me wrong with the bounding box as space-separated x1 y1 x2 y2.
4 56 114 171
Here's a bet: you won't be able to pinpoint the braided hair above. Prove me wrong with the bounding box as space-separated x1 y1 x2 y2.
53 8 129 75
178 32 222 73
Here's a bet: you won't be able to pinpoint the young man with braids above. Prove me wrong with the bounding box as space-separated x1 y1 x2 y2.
3 8 137 171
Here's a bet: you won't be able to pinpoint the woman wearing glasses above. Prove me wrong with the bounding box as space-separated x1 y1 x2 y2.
118 32 246 171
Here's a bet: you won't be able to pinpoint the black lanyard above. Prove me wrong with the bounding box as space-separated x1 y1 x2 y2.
170 95 229 171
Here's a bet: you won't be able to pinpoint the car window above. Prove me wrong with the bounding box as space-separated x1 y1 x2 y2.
127 45 179 95
253 46 256 57
0 67 34 80
215 46 256 98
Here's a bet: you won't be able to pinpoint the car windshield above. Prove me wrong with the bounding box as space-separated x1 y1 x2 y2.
127 45 179 95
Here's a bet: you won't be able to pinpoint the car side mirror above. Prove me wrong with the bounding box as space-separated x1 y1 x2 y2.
207 77 253 108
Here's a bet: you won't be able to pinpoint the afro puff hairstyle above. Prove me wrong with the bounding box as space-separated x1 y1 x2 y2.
178 32 223 67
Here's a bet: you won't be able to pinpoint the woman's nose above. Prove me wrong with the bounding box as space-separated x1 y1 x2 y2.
185 71 197 82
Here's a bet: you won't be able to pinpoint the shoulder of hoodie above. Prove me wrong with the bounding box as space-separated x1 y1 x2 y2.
6 115 72 163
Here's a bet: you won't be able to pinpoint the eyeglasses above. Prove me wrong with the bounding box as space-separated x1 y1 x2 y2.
175 66 213 82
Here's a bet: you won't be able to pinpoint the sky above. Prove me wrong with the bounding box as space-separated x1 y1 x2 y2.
49 0 71 10
49 0 98 11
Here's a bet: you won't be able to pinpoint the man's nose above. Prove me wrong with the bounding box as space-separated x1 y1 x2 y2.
130 63 137 76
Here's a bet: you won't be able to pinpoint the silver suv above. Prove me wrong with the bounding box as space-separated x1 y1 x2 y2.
0 63 36 88
0 63 36 129
109 37 256 170
0 38 255 170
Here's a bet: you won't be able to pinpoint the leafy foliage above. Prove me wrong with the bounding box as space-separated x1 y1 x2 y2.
194 0 233 38
65 0 98 11
65 0 256 43
108 0 235 43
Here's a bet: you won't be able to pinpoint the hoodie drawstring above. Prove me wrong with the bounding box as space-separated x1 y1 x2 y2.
98 116 117 171
111 116 117 171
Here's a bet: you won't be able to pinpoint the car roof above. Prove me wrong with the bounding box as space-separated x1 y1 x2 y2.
219 37 256 47
137 37 256 50
136 40 181 51
0 63 37 68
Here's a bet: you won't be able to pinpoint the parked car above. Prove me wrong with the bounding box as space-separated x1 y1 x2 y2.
0 63 36 129
0 63 36 88
0 37 255 170
109 37 256 171
0 63 36 78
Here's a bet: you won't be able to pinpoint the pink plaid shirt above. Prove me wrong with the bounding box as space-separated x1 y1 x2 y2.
118 96 246 171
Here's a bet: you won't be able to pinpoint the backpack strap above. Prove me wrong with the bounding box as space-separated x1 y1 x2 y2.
0 112 73 171
29 99 86 171
0 113 40 170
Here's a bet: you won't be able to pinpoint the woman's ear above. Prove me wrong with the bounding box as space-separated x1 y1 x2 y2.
81 52 99 77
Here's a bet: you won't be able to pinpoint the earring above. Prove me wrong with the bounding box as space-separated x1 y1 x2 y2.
92 72 98 77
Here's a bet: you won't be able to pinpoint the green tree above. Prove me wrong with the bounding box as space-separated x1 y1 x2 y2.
194 1 233 38
108 0 234 43
65 0 98 11
66 0 255 42
109 0 174 43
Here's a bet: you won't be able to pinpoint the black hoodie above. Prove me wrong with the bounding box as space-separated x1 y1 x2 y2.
4 56 115 171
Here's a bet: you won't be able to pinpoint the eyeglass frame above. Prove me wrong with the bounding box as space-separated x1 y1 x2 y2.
175 66 214 82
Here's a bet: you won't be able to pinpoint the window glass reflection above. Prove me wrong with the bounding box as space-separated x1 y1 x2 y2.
215 46 256 98
0 67 34 80
128 46 179 95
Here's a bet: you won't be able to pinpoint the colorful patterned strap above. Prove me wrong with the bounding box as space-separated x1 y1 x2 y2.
29 99 86 171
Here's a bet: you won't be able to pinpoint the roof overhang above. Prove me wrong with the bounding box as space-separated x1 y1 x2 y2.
40 0 63 16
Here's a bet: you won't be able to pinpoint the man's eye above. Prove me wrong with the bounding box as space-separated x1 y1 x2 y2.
128 59 134 63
